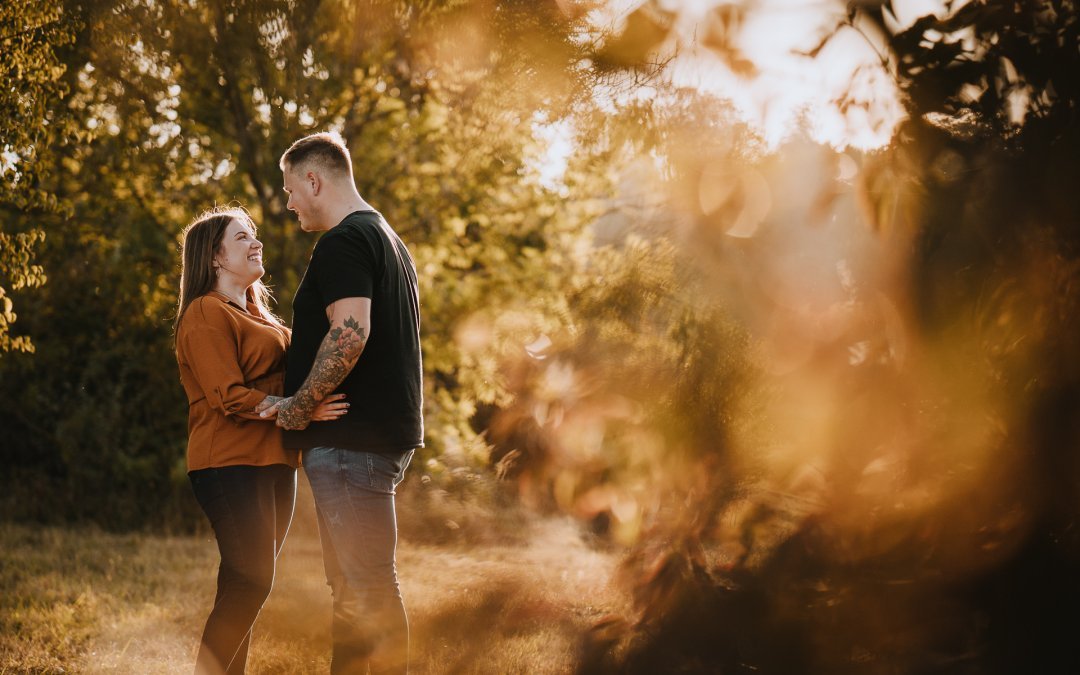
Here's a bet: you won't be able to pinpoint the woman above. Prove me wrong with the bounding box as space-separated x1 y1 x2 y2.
174 206 346 675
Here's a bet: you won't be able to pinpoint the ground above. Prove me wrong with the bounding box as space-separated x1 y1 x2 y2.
0 478 625 674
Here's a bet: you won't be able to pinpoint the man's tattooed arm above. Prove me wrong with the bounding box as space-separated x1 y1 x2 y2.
277 298 371 430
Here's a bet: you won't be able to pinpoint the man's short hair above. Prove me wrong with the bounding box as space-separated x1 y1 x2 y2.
280 131 352 177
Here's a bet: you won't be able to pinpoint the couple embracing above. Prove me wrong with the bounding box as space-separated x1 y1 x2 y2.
174 132 423 674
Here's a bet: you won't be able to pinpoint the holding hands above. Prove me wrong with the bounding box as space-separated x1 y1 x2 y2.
256 393 348 429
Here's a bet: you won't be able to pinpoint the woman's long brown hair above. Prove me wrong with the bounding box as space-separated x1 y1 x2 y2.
173 206 282 339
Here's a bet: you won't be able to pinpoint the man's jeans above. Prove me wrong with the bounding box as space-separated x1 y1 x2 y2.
303 447 414 675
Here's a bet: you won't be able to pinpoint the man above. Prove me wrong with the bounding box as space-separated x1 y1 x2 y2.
263 131 423 674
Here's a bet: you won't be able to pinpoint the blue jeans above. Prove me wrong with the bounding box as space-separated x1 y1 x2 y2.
189 463 296 675
303 447 414 674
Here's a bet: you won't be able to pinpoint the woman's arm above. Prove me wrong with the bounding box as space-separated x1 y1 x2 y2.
179 324 276 420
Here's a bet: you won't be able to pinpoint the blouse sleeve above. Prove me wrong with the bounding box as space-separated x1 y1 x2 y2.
178 305 270 420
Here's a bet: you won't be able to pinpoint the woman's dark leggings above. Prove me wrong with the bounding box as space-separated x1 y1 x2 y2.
189 464 296 675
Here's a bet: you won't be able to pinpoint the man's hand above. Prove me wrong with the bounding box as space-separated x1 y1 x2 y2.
275 396 311 430
260 393 349 428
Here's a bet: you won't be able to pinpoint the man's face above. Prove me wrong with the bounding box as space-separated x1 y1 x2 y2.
282 165 319 232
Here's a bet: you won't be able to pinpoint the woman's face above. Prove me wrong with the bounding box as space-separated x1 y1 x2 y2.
214 218 264 287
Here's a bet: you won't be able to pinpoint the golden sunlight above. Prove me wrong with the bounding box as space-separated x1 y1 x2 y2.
591 0 951 149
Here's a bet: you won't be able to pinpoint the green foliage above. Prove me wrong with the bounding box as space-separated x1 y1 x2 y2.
0 0 763 539
0 230 47 352
0 0 78 354
0 0 77 207
0 210 194 529
0 0 617 530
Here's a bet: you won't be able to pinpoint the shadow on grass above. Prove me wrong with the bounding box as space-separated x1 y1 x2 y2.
413 579 581 674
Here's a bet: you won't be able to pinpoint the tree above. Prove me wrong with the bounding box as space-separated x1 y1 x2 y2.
852 3 1080 670
0 0 615 529
0 0 77 353
0 230 46 352
573 1 1080 672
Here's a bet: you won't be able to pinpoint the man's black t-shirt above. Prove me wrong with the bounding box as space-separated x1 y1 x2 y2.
283 210 424 452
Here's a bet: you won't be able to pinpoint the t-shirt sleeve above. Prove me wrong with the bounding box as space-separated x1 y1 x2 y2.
312 230 376 307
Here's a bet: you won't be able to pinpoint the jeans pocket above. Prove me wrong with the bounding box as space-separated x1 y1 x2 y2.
365 450 414 494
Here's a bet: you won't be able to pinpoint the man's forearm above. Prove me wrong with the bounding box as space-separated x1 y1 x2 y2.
280 316 367 427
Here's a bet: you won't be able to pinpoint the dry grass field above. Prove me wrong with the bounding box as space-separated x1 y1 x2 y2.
0 478 625 674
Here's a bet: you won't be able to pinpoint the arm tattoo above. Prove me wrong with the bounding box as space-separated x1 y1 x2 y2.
278 316 367 429
255 395 283 414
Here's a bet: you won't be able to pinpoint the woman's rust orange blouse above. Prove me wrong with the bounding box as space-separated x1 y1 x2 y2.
176 292 298 471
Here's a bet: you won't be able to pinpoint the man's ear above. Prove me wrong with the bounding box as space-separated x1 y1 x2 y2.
308 171 322 196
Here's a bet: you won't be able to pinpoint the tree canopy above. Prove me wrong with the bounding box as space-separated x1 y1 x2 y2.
0 0 78 352
0 0 634 527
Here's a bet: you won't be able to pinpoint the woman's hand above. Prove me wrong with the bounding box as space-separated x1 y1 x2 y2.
311 393 349 422
258 393 348 422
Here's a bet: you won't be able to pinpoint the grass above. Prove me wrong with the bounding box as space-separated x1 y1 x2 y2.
0 477 625 674
0 524 214 674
